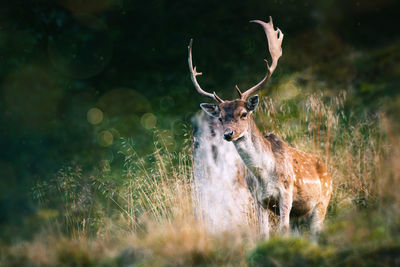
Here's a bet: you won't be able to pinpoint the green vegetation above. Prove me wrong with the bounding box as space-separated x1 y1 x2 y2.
2 90 400 265
1 0 400 266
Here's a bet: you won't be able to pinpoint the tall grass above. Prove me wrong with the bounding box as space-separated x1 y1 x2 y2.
258 91 386 209
2 92 400 266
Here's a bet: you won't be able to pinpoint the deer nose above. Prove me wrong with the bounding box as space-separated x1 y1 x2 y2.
224 130 234 141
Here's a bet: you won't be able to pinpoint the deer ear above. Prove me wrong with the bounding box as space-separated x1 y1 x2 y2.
200 103 221 118
246 95 259 111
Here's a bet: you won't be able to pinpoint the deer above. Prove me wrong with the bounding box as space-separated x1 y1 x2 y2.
188 17 332 238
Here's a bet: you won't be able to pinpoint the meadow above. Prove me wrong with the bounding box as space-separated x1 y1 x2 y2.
1 1 400 266
2 86 399 266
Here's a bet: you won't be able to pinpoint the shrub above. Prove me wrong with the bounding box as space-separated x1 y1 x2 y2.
247 237 334 267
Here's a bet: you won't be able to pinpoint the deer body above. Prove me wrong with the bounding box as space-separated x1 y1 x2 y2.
232 113 332 236
188 17 332 237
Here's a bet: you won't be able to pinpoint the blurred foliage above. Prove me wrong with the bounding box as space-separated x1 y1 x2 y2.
0 0 400 248
1 88 396 265
247 238 334 267
247 236 400 267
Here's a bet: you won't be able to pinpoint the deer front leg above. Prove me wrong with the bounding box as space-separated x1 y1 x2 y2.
256 202 269 239
279 188 293 234
310 202 328 239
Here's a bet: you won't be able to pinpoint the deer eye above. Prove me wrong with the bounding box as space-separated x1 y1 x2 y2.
218 117 222 122
241 112 247 119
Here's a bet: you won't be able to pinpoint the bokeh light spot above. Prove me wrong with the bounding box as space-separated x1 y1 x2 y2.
97 88 151 116
98 130 113 147
141 113 157 129
160 96 175 111
171 119 185 136
87 107 103 125
276 81 299 100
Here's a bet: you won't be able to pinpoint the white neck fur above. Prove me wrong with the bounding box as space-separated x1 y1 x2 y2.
232 122 275 180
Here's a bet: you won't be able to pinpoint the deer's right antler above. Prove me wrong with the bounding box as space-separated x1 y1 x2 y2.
241 16 284 100
188 39 224 103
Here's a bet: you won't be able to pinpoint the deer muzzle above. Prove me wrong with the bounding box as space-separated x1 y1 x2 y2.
224 130 234 141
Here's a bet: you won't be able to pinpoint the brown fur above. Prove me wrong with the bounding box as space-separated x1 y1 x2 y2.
219 100 249 141
192 16 330 237
202 99 332 237
269 136 332 220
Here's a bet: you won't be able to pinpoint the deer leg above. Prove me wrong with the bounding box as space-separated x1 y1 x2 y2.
290 217 301 236
279 190 293 235
256 202 269 239
310 202 328 238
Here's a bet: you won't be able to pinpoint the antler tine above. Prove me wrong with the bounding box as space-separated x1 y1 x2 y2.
188 39 224 103
241 16 284 99
213 92 224 103
235 85 243 98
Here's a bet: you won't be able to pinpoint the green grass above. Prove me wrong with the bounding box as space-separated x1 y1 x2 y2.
2 87 400 266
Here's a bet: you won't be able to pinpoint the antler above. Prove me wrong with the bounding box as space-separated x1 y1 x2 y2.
241 16 284 100
188 39 224 103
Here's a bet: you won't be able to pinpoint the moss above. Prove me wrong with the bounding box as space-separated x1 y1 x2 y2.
247 237 334 267
337 243 400 267
56 242 97 267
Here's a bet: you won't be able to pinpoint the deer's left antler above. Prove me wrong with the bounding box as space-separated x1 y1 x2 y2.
241 16 284 100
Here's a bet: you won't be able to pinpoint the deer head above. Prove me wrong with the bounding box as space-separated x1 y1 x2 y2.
188 17 284 141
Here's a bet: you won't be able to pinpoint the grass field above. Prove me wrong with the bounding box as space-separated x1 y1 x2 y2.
1 1 400 266
1 87 399 266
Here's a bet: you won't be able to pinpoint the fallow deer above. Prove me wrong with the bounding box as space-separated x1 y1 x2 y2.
188 17 332 238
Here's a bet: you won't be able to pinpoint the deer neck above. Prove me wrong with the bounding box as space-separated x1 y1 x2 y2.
232 118 275 179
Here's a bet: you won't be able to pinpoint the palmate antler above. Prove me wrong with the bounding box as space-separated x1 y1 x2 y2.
240 16 284 100
188 17 283 102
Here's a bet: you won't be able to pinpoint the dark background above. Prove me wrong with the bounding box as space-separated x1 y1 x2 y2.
1 0 399 234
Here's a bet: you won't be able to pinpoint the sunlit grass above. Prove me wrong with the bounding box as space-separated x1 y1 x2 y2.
2 91 400 266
